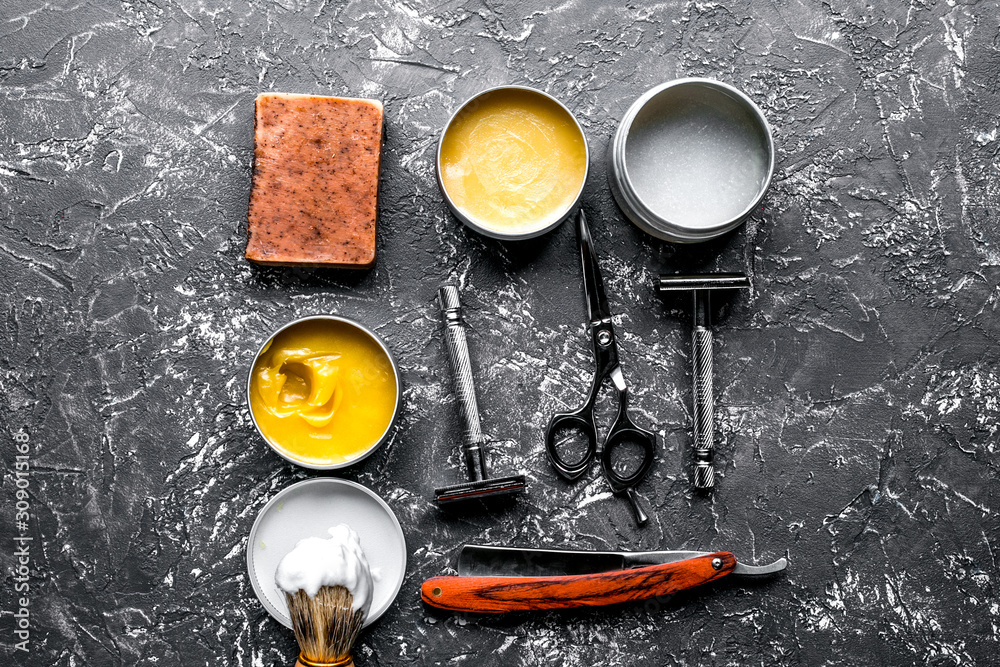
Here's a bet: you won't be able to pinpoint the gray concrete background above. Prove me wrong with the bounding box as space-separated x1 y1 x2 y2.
1 0 998 665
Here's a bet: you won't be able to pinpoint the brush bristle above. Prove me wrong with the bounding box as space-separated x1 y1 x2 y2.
285 585 364 664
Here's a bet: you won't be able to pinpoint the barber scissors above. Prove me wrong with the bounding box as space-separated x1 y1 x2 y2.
545 210 657 525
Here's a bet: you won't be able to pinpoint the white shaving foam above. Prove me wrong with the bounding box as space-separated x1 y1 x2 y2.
274 524 375 619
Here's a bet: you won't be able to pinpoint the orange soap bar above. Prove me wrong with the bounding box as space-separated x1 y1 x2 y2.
246 93 383 268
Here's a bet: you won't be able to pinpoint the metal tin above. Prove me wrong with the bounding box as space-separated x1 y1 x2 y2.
246 477 407 628
436 85 589 241
608 78 774 243
247 314 402 470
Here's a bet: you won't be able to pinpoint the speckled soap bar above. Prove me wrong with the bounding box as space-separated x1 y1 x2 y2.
246 93 383 269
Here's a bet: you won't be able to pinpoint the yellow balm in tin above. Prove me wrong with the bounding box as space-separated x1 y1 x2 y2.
248 317 399 468
439 87 588 237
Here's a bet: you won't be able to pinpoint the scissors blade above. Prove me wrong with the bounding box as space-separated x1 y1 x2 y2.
576 210 613 325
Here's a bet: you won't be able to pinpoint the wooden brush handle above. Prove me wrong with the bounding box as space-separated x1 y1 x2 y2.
294 657 353 667
421 552 736 613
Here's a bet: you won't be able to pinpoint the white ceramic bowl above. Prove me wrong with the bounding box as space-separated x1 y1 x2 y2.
246 478 407 628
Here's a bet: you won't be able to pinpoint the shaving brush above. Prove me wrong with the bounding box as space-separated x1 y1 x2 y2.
286 585 364 667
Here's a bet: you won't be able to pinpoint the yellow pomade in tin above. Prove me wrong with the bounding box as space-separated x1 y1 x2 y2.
440 88 587 233
250 319 397 466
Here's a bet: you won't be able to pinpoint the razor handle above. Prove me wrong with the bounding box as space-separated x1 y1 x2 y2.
692 324 715 489
421 552 736 613
438 285 489 481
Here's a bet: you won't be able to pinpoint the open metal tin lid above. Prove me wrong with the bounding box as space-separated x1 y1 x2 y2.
608 78 774 243
246 478 407 628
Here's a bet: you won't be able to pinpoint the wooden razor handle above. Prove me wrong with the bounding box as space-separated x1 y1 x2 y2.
421 552 736 613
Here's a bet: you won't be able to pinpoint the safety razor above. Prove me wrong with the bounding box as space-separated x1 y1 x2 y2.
658 273 751 490
434 284 527 504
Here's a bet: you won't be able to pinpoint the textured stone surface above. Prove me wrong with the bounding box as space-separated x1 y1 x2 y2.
1 1 998 665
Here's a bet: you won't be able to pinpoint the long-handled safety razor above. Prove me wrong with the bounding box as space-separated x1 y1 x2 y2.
434 284 527 505
658 274 750 490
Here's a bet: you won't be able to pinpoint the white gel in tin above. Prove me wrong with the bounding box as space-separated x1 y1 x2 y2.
275 524 376 618
624 87 770 230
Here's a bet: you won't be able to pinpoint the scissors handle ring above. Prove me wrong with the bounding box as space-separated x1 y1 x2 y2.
600 420 656 489
544 411 596 481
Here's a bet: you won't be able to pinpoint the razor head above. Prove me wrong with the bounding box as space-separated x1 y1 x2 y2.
434 475 527 505
658 273 750 292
